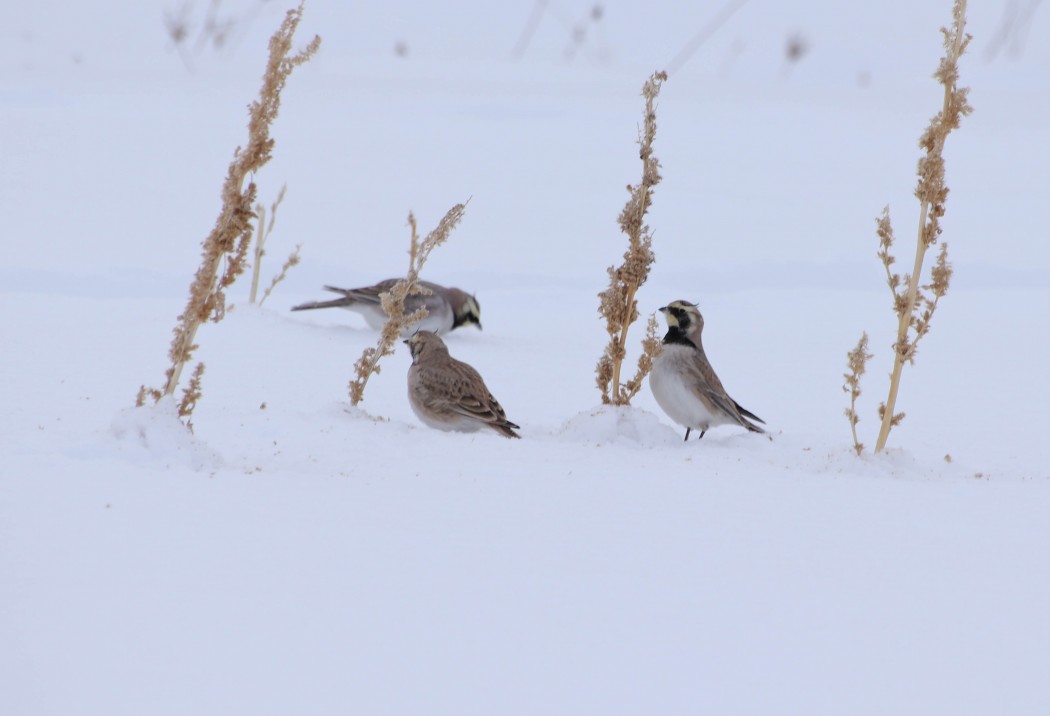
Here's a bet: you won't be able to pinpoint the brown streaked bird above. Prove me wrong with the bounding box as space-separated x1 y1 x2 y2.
291 279 481 335
404 331 521 438
649 300 765 440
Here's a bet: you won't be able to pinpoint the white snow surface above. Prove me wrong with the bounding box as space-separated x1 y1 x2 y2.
4 2 1050 714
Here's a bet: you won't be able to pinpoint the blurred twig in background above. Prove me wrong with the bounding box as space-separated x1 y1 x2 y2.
511 1 607 63
165 0 277 71
666 0 750 75
985 0 1042 60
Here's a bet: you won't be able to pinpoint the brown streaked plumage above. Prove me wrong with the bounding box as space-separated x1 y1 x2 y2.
649 300 765 440
404 331 520 438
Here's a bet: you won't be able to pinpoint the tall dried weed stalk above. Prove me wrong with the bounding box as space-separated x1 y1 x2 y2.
845 0 970 454
348 204 467 407
596 70 667 406
137 2 319 423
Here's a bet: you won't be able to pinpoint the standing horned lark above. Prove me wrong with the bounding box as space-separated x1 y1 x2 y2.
404 331 521 438
649 300 765 440
291 279 481 335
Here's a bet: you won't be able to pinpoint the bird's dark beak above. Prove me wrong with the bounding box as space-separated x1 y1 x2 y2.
475 321 483 331
658 306 669 314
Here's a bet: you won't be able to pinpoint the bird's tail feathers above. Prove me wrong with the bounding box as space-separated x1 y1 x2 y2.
735 402 766 433
495 421 522 439
290 297 354 311
324 285 384 305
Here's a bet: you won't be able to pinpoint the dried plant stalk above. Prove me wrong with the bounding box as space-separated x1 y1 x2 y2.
259 243 302 307
596 70 666 406
873 0 970 453
843 333 873 455
621 313 664 404
250 184 288 304
178 362 206 432
348 204 467 407
138 2 319 422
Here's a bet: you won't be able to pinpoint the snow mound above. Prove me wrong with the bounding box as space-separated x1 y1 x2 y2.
111 399 223 471
555 405 681 446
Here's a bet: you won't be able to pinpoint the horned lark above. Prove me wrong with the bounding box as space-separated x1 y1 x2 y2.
649 300 765 440
404 331 521 438
291 279 481 334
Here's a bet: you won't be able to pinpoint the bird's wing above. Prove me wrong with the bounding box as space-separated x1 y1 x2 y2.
413 289 448 315
682 352 763 431
324 278 400 305
331 280 443 313
425 361 518 429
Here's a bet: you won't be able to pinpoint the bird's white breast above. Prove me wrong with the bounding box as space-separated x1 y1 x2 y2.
650 345 729 430
347 302 453 334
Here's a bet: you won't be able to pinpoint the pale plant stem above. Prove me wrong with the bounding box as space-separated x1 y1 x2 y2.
848 365 863 455
876 354 905 453
164 265 220 396
163 202 230 397
611 284 639 402
249 206 266 303
359 353 382 392
875 200 930 453
165 319 202 396
849 406 862 455
165 353 187 396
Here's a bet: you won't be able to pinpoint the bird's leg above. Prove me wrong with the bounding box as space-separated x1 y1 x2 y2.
698 430 706 439
683 428 691 441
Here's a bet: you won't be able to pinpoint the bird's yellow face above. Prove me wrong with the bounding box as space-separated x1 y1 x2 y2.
449 289 482 330
659 300 702 331
462 295 482 329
